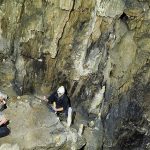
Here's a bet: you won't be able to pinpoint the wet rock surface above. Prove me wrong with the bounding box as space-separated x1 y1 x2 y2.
0 0 149 149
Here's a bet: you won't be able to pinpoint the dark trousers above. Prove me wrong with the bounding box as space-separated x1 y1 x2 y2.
0 125 10 138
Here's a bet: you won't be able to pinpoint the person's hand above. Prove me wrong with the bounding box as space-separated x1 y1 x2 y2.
43 96 48 101
2 99 6 104
52 106 57 112
3 118 8 124
0 117 8 126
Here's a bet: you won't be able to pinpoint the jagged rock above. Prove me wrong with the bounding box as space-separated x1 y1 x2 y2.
0 95 85 149
97 0 125 17
83 119 103 150
89 86 105 114
0 144 19 150
0 60 16 97
59 0 73 10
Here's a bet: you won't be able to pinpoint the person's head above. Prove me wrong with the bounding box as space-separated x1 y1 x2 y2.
57 86 65 98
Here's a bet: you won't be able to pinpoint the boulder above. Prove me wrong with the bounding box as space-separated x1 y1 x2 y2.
0 95 85 149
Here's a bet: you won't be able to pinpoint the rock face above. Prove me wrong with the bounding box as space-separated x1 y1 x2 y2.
0 95 85 150
0 0 149 149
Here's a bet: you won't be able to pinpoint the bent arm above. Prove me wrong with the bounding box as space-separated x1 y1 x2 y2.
44 92 56 104
55 107 63 112
0 115 8 126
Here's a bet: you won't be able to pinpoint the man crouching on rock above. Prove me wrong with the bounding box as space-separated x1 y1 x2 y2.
0 92 10 138
43 86 71 121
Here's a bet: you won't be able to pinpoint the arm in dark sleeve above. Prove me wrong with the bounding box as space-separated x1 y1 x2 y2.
47 92 56 104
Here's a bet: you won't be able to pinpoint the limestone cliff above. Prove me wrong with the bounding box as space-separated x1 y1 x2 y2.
0 0 150 149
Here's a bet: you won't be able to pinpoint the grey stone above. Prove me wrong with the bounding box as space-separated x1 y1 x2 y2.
0 96 85 149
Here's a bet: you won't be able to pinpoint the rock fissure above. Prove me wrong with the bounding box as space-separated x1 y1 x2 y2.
56 0 76 56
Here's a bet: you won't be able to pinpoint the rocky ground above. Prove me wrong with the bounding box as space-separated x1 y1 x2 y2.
0 94 85 150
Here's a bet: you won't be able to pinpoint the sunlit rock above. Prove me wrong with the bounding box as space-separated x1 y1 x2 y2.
96 0 125 17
